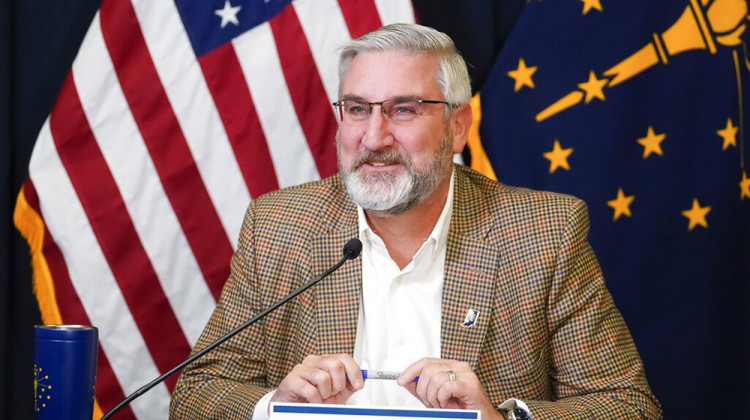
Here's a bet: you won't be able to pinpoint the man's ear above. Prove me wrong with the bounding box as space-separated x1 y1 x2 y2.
449 103 473 153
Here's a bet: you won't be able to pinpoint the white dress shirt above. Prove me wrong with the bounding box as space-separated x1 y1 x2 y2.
346 170 454 407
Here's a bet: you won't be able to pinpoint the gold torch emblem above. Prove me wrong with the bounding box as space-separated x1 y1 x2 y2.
537 0 748 122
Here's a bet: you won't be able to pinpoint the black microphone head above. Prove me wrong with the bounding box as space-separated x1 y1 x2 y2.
343 238 362 260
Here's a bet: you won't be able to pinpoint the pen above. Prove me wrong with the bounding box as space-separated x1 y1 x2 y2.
360 370 419 382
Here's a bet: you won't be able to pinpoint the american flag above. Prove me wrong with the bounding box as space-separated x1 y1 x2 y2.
15 0 416 418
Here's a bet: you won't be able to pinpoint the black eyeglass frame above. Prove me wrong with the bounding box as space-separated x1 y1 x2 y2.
331 98 454 123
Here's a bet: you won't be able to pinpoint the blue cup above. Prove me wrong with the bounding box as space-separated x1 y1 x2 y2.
34 325 98 420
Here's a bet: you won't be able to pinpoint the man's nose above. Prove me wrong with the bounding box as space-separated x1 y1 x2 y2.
361 104 394 150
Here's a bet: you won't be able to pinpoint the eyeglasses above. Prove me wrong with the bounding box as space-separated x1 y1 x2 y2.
332 98 452 124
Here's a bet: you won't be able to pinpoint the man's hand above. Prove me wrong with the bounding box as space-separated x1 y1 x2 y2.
271 354 365 406
397 357 503 420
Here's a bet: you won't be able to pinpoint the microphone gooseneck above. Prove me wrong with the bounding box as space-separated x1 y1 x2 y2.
101 238 362 419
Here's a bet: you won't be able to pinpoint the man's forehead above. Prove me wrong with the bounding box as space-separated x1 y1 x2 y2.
347 50 438 69
341 51 441 98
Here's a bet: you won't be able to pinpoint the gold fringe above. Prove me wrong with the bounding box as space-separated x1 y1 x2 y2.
93 400 103 419
467 93 498 181
13 188 62 324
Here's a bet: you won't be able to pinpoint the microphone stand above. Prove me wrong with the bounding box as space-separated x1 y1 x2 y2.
101 239 362 419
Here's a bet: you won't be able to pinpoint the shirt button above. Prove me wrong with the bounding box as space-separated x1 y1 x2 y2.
398 396 407 406
396 337 405 346
395 276 402 284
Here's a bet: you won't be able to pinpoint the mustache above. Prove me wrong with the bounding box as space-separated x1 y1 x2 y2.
349 148 413 172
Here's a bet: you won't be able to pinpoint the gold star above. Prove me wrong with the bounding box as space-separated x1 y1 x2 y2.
681 198 711 231
637 126 666 159
577 71 608 103
580 0 603 14
607 188 635 221
543 140 573 173
717 118 738 150
507 58 537 92
740 171 750 200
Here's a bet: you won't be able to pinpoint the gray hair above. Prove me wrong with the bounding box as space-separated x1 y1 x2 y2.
337 23 471 107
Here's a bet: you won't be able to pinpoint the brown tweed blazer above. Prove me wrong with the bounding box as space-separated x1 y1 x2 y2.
170 165 661 419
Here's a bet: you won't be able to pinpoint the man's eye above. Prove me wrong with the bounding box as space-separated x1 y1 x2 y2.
391 102 418 115
346 104 369 115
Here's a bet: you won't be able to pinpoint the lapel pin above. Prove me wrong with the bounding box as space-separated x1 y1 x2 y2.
461 308 479 328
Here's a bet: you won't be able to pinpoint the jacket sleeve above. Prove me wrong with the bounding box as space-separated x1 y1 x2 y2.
169 203 272 419
524 199 662 419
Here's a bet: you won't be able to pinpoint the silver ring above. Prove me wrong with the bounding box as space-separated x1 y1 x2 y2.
447 370 456 381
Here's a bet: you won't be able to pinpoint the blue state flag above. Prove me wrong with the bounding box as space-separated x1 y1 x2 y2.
479 0 750 417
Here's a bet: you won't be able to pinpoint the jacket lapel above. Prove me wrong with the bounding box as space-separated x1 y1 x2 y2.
308 181 361 356
441 168 498 367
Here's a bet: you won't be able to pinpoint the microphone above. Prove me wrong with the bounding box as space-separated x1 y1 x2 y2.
101 238 362 419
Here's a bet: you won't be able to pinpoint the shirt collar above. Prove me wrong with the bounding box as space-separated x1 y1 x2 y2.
357 169 454 261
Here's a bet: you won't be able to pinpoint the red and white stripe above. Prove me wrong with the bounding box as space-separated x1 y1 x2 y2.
26 0 415 418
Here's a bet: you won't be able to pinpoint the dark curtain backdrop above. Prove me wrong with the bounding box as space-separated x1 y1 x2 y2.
0 2 518 419
2 2 103 419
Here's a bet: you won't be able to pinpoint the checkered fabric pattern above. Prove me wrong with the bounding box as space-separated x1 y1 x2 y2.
169 165 661 419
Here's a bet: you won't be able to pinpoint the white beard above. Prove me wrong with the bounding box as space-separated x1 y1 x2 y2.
338 133 452 217
344 165 416 214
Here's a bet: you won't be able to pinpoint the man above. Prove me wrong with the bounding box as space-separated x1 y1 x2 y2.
170 23 661 419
